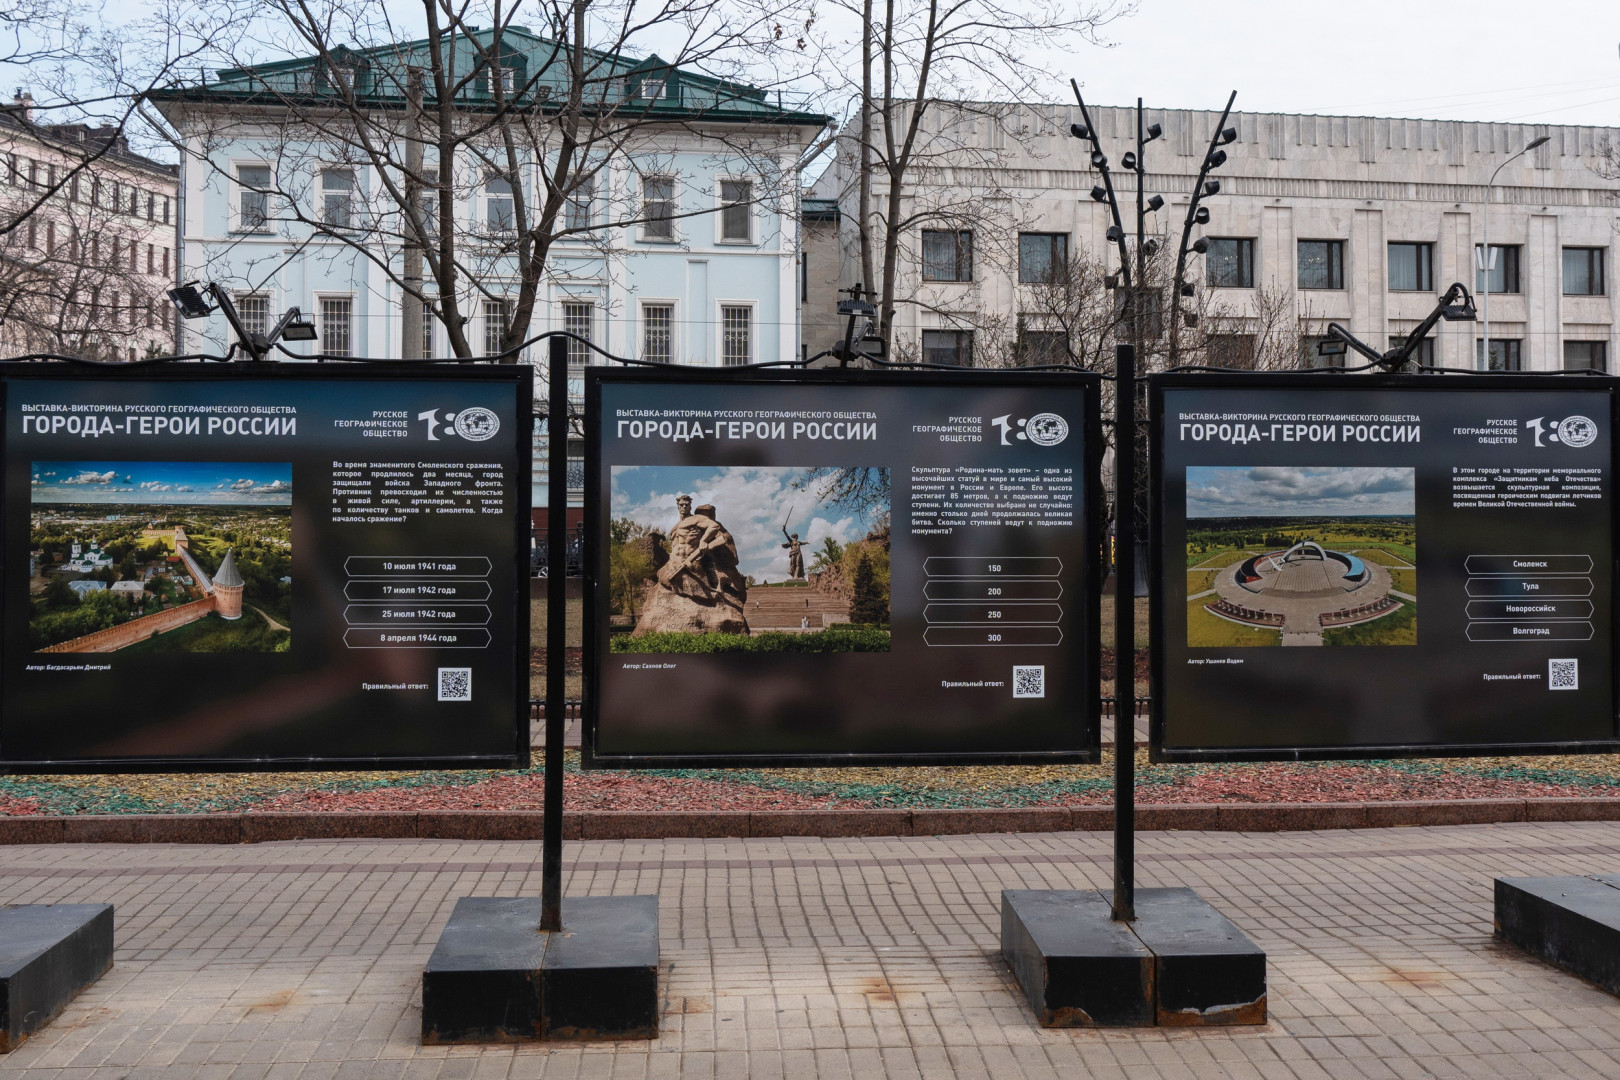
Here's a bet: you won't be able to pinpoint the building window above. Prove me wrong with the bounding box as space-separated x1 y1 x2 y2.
1564 248 1606 296
162 197 170 224
237 294 271 340
564 177 593 231
1018 232 1068 284
721 305 752 365
563 301 593 366
1297 240 1344 290
1475 244 1520 294
1388 334 1435 369
642 303 673 363
319 167 355 228
1565 341 1607 371
421 304 435 360
146 191 154 220
415 167 439 238
483 65 516 95
485 174 516 234
922 329 973 367
1206 239 1255 288
1388 242 1433 292
1016 329 1070 366
483 298 509 357
639 77 667 100
238 164 271 232
1207 334 1257 367
1477 338 1523 371
566 439 585 494
642 176 675 240
162 247 169 277
719 179 752 242
319 297 352 356
146 243 154 273
922 229 972 282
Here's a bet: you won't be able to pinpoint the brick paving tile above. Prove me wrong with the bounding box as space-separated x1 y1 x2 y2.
5 823 1620 1076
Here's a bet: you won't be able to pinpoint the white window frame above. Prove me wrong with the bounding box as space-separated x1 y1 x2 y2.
640 174 678 242
717 301 755 366
483 171 517 236
232 161 274 234
715 176 754 245
639 300 677 363
563 175 595 234
318 165 358 230
235 293 274 341
561 298 596 367
316 294 354 357
482 297 511 358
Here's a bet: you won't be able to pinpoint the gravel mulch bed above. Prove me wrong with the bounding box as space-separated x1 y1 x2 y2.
4 753 1620 815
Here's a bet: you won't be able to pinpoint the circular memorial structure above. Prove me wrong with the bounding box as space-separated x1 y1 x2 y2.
1197 539 1406 645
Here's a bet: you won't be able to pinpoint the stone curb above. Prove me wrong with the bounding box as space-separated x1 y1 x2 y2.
1 798 1618 843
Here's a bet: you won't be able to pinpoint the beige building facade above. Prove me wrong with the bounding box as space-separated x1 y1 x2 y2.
807 103 1620 372
0 92 180 361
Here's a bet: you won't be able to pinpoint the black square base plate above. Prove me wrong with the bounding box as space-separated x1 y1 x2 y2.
0 904 115 1052
1497 875 1620 995
1002 888 1265 1028
423 894 658 1043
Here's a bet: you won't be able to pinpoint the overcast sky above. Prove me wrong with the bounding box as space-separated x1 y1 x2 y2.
1186 466 1415 519
1061 0 1619 126
612 466 882 582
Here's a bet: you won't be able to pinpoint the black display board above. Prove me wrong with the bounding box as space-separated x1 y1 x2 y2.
1151 373 1619 761
585 368 1102 767
0 363 531 772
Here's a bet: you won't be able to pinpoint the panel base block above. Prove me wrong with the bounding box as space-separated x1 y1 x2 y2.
1496 875 1620 995
1001 888 1265 1028
422 895 658 1044
0 904 115 1053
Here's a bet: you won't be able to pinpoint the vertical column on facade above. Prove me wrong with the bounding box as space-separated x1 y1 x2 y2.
1352 207 1385 358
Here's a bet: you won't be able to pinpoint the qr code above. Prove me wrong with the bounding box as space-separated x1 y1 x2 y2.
438 667 472 701
1549 659 1578 691
1013 665 1045 699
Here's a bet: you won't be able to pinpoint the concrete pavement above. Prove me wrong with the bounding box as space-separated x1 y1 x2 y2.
3 821 1620 1077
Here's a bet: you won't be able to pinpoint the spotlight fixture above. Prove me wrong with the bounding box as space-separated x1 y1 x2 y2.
1205 149 1227 169
1090 185 1108 202
1145 123 1163 141
1105 224 1125 243
1104 273 1120 290
1203 179 1221 197
278 311 319 341
1317 338 1348 356
1143 239 1160 257
1179 282 1195 297
1091 151 1108 168
1146 194 1164 212
167 283 214 320
1069 123 1090 140
1218 126 1238 145
1192 237 1209 254
1121 151 1138 170
1194 206 1210 224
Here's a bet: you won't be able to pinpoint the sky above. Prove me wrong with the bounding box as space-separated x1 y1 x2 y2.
611 466 883 583
1058 0 1620 126
1186 466 1415 519
32 462 292 506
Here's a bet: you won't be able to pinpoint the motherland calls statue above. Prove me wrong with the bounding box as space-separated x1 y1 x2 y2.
781 520 814 581
632 495 751 636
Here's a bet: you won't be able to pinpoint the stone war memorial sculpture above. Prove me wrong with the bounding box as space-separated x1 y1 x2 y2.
632 495 751 636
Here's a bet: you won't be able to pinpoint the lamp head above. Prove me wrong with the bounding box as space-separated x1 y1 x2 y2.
1316 338 1348 357
1143 238 1160 257
281 316 318 341
1146 194 1164 213
1069 123 1090 140
1525 135 1551 151
1089 185 1107 202
1121 151 1138 170
1203 179 1221 197
1193 206 1210 225
1105 224 1125 243
1090 150 1107 168
1191 237 1209 254
1218 126 1238 145
1145 122 1163 141
167 283 214 320
1205 148 1227 169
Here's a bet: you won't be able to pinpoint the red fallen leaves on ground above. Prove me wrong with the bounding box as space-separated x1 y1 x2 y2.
1081 766 1620 805
248 771 864 813
0 795 44 815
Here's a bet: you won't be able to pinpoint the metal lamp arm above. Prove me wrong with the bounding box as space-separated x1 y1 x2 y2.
205 284 267 361
1175 91 1238 306
1383 282 1472 367
1324 322 1388 366
1071 80 1132 290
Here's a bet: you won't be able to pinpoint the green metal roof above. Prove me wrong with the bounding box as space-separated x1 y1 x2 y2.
147 25 831 128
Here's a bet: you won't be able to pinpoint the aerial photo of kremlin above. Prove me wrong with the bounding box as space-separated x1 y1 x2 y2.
28 461 292 653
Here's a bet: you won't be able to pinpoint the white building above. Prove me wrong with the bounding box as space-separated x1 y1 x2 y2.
808 103 1620 372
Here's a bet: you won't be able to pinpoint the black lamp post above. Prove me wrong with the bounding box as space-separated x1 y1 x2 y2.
167 281 318 360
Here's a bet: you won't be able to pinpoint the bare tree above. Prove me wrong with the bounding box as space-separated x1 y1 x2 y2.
802 0 1132 350
148 0 823 360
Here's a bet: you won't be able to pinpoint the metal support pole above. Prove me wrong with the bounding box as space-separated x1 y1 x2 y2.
541 334 569 933
1111 341 1136 923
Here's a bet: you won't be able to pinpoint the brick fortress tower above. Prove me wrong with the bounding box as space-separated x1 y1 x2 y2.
212 548 245 620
